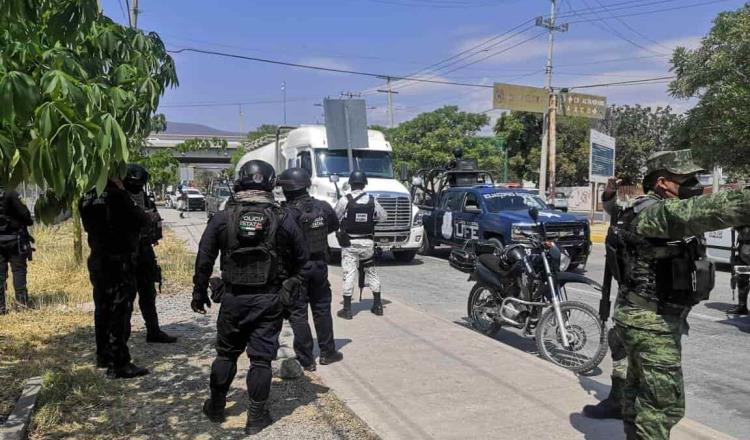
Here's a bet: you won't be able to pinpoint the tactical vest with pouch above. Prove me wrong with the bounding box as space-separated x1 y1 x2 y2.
292 197 329 255
222 204 283 287
342 193 375 239
0 190 10 234
609 195 714 313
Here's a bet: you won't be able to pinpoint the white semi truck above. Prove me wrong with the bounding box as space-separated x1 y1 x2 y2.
235 125 424 262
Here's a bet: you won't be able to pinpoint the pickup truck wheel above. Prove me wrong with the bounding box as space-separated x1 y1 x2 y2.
393 250 417 263
418 234 434 256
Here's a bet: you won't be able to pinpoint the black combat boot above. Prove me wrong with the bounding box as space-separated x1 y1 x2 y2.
107 362 150 379
244 399 273 435
202 391 226 423
337 296 353 320
96 356 112 369
319 351 344 365
624 422 638 440
727 290 748 315
146 330 178 343
371 292 384 316
583 377 623 419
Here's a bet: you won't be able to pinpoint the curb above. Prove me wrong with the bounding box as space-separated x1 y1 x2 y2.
0 376 42 440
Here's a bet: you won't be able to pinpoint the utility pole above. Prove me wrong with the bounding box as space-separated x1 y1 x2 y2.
535 1 568 199
238 104 245 134
377 77 399 128
281 81 287 124
129 0 139 28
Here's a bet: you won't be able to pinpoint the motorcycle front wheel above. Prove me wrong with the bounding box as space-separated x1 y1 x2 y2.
535 301 607 373
467 283 501 336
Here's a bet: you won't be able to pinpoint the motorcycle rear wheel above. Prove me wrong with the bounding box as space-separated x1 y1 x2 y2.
467 283 501 336
535 301 607 374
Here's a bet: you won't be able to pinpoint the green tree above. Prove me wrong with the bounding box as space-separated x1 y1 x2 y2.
382 106 498 175
0 0 177 225
669 4 750 174
595 105 685 184
494 112 591 186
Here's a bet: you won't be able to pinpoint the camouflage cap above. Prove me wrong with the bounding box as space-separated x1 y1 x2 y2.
644 149 705 177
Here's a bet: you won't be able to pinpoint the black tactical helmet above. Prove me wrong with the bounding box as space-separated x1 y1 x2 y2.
277 167 311 191
453 148 464 159
348 170 368 188
236 160 277 191
124 163 149 191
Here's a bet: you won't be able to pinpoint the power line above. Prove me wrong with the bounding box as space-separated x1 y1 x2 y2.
160 97 320 109
124 0 132 27
117 0 128 22
556 53 668 67
355 0 516 8
565 75 675 89
167 47 496 89
590 0 672 51
564 0 732 24
573 0 667 55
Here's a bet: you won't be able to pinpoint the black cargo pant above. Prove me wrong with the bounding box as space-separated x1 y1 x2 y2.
135 244 161 335
289 259 336 367
89 253 137 368
210 290 283 404
0 240 28 313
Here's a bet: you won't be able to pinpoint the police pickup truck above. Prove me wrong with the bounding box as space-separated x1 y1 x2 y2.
419 186 591 270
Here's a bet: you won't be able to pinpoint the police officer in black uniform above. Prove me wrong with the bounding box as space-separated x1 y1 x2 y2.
193 160 308 435
80 177 156 378
277 168 344 371
0 185 33 314
123 164 177 343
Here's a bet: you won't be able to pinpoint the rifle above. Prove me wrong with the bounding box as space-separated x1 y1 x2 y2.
599 210 621 324
19 226 35 261
731 228 737 300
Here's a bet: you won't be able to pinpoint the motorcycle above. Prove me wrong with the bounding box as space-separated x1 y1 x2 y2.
450 207 608 373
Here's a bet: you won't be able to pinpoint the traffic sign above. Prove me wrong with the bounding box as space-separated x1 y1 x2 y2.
589 129 615 183
493 83 549 113
559 92 607 119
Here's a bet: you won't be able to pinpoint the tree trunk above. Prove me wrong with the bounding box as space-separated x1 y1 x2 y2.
72 197 83 265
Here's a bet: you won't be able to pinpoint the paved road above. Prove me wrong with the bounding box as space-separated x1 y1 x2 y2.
162 207 750 438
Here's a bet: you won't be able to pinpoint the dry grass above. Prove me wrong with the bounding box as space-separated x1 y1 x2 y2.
0 221 196 431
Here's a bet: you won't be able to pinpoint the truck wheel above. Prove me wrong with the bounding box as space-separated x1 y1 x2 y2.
393 250 417 263
418 234 434 256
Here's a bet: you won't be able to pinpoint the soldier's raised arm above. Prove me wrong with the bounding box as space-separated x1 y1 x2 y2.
636 189 750 240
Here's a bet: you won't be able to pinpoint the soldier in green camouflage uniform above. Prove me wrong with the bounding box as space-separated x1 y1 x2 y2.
606 149 750 440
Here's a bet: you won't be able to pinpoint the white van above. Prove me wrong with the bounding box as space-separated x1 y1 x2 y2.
235 125 424 262
706 227 732 264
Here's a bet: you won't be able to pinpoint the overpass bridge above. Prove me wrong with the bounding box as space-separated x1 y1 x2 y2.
144 132 244 181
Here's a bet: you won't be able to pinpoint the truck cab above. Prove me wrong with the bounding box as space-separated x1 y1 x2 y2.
235 125 424 262
421 186 591 270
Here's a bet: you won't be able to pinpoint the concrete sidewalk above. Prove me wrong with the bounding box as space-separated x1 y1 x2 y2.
317 277 733 440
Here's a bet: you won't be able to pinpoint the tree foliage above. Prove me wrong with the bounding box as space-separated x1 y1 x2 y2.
595 105 686 184
0 0 177 222
380 106 508 177
669 4 750 173
494 112 592 186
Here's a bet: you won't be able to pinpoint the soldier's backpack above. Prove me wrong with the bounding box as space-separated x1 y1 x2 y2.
342 193 376 238
222 204 282 287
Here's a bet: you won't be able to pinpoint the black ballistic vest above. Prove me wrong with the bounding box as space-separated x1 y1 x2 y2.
292 198 329 255
343 193 375 238
0 190 11 234
222 204 283 287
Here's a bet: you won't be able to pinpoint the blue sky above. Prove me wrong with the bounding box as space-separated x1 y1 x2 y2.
101 0 745 132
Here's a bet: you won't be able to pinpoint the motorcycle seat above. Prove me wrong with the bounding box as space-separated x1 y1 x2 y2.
478 254 503 273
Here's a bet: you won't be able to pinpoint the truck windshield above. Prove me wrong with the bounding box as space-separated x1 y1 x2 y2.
315 149 394 179
482 192 548 212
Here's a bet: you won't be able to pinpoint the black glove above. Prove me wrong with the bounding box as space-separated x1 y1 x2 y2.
279 276 303 308
208 277 226 303
191 289 211 314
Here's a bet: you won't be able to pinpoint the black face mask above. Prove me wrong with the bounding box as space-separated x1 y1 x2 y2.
677 177 703 199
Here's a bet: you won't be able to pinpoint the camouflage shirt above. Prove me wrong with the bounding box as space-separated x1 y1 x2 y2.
614 189 750 332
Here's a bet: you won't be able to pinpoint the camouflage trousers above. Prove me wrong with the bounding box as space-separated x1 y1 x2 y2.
608 326 628 403
617 323 685 440
341 240 380 297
